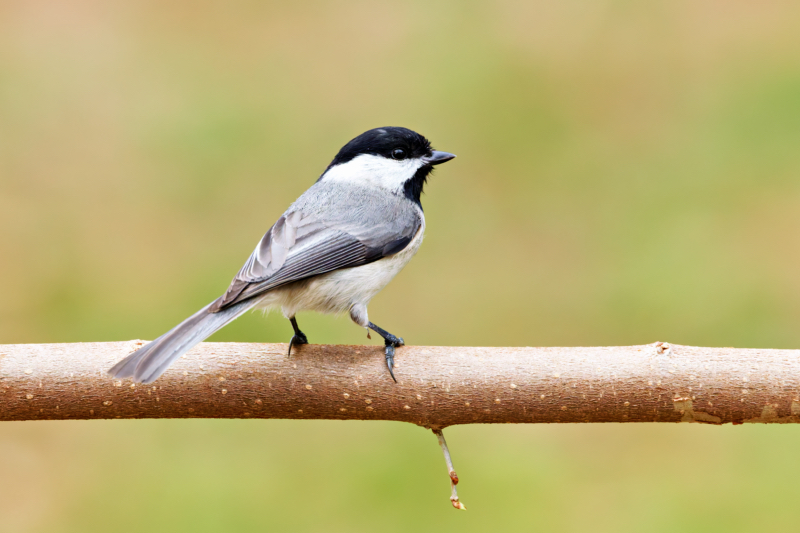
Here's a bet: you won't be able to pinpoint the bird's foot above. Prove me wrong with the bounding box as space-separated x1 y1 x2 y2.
288 331 308 356
367 322 404 383
384 338 403 383
384 334 404 347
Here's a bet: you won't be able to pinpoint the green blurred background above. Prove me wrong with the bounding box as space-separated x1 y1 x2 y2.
3 1 800 531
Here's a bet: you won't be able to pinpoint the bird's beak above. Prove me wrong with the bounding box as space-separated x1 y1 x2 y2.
424 151 456 166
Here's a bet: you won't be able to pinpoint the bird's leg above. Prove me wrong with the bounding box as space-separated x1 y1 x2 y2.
433 429 466 510
367 322 404 383
287 316 309 356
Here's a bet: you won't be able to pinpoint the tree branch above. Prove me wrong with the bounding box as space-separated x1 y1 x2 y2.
2 341 799 425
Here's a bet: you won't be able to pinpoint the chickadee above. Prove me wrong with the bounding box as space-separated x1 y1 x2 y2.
109 127 455 384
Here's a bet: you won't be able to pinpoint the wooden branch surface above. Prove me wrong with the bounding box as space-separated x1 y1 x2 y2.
2 341 800 426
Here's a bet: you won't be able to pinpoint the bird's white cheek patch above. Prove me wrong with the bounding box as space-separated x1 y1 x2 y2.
322 154 423 193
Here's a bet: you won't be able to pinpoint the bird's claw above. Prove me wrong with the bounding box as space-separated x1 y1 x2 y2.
384 343 398 383
367 322 404 383
288 332 308 356
383 338 403 383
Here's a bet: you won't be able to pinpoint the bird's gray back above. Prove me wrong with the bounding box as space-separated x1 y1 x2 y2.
210 181 422 310
288 180 421 248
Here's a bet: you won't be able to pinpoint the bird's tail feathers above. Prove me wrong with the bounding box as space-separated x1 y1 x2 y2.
108 299 256 384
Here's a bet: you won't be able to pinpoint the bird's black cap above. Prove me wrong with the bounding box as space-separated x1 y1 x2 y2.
328 127 433 168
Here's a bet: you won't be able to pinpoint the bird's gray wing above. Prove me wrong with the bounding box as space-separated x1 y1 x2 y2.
210 196 421 312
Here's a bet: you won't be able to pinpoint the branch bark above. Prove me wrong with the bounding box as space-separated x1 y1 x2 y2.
2 341 800 426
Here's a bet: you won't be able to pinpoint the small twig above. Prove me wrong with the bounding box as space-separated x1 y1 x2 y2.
433 429 466 510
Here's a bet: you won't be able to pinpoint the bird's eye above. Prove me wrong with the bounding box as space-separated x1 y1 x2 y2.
391 149 406 160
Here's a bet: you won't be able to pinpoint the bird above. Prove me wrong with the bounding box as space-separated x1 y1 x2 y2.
108 126 455 384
